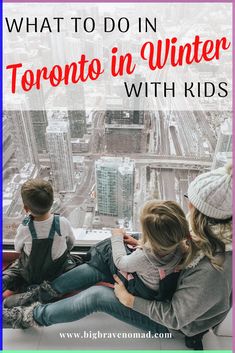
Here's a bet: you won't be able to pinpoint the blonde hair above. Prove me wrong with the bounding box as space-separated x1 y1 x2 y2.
140 200 198 269
189 208 228 270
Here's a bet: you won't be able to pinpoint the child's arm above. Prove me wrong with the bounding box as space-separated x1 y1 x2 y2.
111 230 146 273
14 225 26 252
123 234 140 246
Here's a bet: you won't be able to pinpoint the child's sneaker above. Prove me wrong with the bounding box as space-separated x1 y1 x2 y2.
3 281 61 308
3 302 41 329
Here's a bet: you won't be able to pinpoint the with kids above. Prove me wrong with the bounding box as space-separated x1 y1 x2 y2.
3 163 232 350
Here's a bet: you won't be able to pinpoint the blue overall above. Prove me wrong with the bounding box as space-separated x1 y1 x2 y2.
3 215 80 290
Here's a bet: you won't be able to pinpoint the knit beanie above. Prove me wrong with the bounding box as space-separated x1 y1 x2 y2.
188 163 232 219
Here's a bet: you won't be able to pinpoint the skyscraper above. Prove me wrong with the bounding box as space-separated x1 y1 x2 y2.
118 163 135 220
68 111 87 138
95 157 135 220
212 118 232 169
3 114 14 169
27 84 48 153
105 107 146 153
67 85 87 138
5 96 39 170
31 113 48 153
46 115 75 192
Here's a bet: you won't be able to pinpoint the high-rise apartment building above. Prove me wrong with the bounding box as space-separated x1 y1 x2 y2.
117 163 135 219
95 157 135 220
46 116 75 192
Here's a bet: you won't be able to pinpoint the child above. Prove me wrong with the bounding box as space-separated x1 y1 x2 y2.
87 200 192 300
3 165 232 347
4 199 192 309
3 179 80 293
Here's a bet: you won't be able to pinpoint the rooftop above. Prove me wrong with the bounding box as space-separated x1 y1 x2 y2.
96 157 135 169
46 119 69 133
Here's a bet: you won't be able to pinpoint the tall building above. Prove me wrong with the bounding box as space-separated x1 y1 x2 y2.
68 111 87 138
105 106 146 153
3 114 15 169
47 107 86 139
212 118 232 169
5 97 39 170
46 116 75 192
31 113 48 153
106 110 144 125
27 86 48 154
95 157 135 220
67 84 87 138
118 163 135 220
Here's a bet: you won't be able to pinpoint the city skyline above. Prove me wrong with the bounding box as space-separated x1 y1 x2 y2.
3 108 232 242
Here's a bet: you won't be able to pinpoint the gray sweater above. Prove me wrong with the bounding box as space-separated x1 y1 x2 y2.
133 252 232 337
111 235 182 291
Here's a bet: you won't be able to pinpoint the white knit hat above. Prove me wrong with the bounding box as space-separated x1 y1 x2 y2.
188 163 232 219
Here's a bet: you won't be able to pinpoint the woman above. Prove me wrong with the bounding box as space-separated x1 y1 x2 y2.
3 164 232 344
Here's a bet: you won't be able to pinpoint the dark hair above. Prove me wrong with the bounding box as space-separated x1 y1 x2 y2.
21 179 54 216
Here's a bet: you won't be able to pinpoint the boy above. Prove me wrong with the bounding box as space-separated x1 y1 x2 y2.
3 179 78 293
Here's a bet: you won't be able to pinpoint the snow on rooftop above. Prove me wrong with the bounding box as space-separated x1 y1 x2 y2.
47 119 69 133
96 157 135 169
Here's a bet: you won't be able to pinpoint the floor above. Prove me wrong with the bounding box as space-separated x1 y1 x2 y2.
3 313 232 350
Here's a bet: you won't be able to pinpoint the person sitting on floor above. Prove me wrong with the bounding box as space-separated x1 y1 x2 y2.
3 178 80 294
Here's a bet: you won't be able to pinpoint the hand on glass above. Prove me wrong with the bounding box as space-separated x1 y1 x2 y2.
113 275 135 308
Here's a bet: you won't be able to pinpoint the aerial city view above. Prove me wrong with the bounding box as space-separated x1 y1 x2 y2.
3 107 232 244
3 3 232 245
